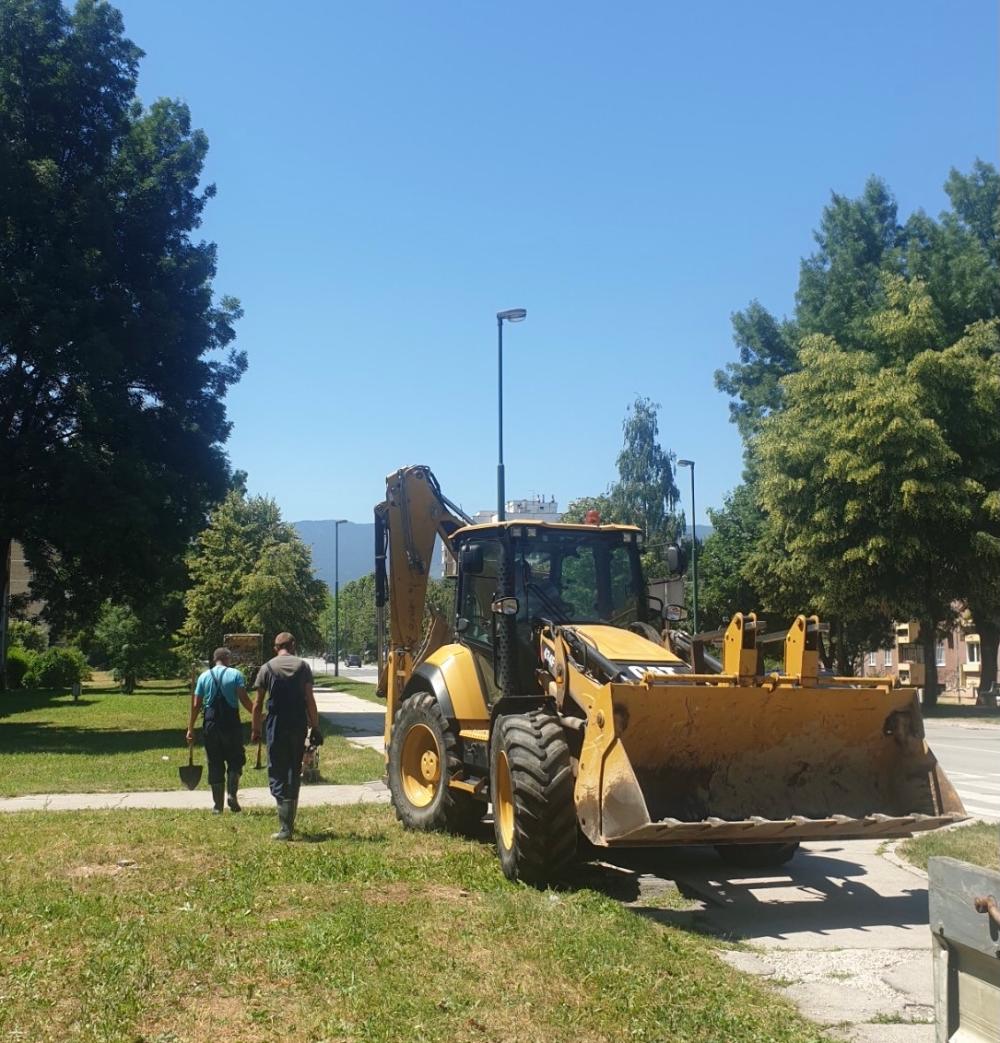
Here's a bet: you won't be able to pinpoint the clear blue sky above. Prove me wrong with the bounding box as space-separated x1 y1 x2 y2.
115 0 998 527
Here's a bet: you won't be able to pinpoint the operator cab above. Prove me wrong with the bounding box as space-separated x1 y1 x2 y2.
452 521 655 695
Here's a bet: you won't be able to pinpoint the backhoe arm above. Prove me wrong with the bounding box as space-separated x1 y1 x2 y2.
375 465 470 714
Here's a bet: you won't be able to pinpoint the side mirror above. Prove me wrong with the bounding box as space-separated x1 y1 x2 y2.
491 596 519 616
665 543 688 577
461 545 484 573
665 604 688 622
456 617 470 634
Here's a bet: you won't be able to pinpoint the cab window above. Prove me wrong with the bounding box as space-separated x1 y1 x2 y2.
458 540 499 645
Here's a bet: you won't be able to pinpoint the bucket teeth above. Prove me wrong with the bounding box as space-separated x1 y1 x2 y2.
599 812 967 846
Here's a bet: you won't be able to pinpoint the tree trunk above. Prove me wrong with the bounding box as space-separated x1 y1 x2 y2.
920 624 939 710
0 538 10 691
834 620 853 676
975 619 999 707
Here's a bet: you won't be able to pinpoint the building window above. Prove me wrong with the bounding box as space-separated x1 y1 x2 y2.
967 641 981 664
884 649 893 667
867 652 877 668
935 641 946 667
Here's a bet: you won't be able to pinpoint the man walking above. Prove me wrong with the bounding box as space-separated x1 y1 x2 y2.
187 647 253 813
252 632 322 840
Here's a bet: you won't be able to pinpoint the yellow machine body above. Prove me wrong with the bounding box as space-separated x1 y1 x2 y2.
376 465 965 879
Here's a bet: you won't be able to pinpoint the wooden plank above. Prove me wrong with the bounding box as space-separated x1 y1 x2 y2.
929 857 1000 959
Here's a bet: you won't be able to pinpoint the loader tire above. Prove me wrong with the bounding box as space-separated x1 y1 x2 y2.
714 842 800 869
490 710 576 886
387 692 482 834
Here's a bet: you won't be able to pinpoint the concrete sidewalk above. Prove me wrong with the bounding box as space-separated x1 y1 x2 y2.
314 687 386 752
627 838 939 1042
0 781 390 813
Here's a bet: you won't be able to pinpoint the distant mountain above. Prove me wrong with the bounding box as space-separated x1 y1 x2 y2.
296 518 710 591
294 520 443 589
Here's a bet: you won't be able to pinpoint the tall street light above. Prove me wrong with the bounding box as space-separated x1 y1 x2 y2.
333 519 347 677
496 308 527 521
677 460 698 634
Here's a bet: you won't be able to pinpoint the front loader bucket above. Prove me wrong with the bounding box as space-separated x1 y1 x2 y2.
580 680 966 847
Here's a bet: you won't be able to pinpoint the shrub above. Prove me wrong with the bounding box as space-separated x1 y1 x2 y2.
7 620 48 652
23 646 90 689
5 646 36 688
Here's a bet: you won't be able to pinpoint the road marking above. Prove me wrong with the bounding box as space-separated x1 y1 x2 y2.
929 742 1000 754
956 791 1000 806
959 803 1000 820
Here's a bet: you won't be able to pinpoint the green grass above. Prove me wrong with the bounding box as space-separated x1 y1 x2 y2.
313 675 386 705
922 704 1000 724
897 822 1000 871
0 677 384 796
0 805 833 1043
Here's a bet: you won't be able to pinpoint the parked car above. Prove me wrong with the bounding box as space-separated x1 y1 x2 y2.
323 652 337 663
345 654 362 667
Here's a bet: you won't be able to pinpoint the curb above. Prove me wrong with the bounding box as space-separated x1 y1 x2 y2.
879 818 984 880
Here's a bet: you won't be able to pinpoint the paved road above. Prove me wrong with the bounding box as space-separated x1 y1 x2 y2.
305 657 379 685
924 719 1000 821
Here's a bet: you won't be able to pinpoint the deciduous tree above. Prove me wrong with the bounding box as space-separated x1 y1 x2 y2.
177 493 326 663
0 0 244 680
716 164 1000 697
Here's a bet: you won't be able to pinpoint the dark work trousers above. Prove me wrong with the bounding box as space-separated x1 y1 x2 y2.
266 717 307 802
203 722 246 785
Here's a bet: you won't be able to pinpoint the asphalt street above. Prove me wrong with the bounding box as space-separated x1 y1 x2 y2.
305 657 379 685
924 719 1000 821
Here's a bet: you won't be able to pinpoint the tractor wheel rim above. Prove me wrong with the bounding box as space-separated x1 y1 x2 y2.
401 723 441 807
496 749 515 850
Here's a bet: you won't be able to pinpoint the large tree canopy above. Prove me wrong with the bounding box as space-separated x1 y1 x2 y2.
712 163 1000 698
0 0 245 641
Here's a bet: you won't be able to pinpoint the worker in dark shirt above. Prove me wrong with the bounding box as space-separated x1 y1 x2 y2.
251 631 321 840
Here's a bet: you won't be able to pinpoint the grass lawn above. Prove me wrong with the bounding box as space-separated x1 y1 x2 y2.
897 822 1000 871
313 675 385 706
922 704 1000 724
0 804 832 1043
0 677 383 797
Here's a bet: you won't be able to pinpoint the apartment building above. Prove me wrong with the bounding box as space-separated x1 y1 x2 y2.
862 618 997 700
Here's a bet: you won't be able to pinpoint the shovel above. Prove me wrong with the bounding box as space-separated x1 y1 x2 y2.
254 739 263 770
179 745 203 790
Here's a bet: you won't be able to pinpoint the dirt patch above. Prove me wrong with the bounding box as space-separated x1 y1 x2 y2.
140 993 259 1043
66 861 137 879
363 881 474 905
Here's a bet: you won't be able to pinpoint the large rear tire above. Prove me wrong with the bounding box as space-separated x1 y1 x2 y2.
490 710 576 885
714 842 800 869
387 692 482 833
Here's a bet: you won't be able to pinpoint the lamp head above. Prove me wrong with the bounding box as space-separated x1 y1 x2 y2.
497 308 527 323
677 459 694 468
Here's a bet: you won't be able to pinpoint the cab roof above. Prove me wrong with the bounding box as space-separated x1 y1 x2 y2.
451 519 642 543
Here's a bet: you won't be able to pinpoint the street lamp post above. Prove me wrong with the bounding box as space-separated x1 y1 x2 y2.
677 460 698 634
333 519 347 677
496 308 527 521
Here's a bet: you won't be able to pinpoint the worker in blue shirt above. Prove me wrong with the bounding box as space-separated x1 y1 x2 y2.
187 647 254 813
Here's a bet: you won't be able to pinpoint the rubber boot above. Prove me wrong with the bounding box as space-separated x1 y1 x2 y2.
271 799 297 841
227 772 241 813
211 783 225 815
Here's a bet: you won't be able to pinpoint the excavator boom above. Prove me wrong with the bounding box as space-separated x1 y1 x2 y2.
374 465 470 711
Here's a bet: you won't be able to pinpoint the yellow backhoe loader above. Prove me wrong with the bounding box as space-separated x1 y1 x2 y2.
375 465 966 884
